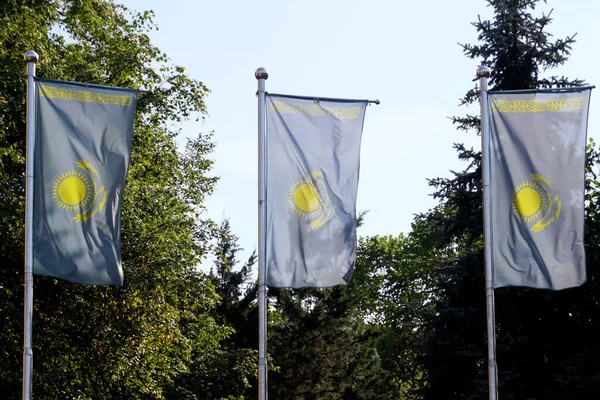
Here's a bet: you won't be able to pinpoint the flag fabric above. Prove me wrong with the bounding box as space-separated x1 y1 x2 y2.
489 88 592 290
33 78 138 285
265 94 368 288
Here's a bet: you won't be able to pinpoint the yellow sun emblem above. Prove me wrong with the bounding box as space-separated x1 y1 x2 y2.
289 170 334 230
512 173 561 232
52 160 107 223
52 170 92 211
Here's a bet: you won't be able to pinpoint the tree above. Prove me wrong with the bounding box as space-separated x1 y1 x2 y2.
267 285 392 400
0 1 228 398
352 233 437 399
210 219 258 398
169 219 258 399
417 1 600 399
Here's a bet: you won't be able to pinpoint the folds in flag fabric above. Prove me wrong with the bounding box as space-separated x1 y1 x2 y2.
33 78 138 285
489 88 592 290
265 94 367 288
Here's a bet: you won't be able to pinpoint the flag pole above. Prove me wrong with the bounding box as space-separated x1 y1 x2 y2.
256 67 269 400
477 65 498 400
23 50 39 400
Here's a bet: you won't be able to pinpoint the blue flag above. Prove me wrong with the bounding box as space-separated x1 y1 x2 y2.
33 78 138 285
489 88 592 290
266 94 368 288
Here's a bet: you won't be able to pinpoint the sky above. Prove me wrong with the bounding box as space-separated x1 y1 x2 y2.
120 0 600 266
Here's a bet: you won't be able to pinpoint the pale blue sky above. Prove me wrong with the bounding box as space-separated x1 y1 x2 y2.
121 0 600 264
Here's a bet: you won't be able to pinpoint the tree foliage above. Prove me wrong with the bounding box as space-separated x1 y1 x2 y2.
0 1 227 398
267 285 391 400
414 1 600 398
174 218 258 399
2 1 599 399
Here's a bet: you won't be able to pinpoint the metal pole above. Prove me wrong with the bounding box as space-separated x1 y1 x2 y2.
23 50 39 400
477 65 498 400
255 67 269 400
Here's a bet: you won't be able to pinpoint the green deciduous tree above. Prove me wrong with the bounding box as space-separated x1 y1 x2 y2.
0 1 228 398
352 233 437 399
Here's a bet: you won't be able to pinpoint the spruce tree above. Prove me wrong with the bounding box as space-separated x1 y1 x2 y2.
267 286 392 399
418 1 600 398
170 219 258 399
